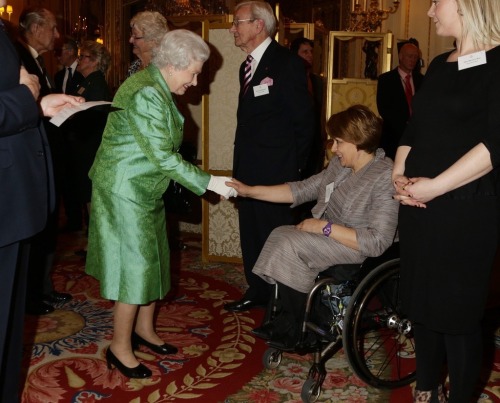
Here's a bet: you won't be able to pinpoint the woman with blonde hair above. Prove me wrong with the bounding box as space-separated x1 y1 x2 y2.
393 1 500 401
128 11 168 76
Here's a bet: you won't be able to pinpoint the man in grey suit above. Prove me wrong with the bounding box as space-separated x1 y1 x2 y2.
224 1 314 312
0 4 83 398
376 42 424 160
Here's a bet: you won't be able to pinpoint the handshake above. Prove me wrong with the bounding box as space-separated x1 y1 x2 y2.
207 175 238 199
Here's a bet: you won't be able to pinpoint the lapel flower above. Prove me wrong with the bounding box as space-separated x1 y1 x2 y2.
260 77 273 86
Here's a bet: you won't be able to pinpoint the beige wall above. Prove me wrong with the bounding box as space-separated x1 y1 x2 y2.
383 0 454 72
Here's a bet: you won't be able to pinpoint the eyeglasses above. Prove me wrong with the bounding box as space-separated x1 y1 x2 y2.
130 34 144 40
231 18 255 27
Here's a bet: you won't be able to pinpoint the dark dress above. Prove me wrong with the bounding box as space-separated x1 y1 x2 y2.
399 46 500 334
63 70 111 203
0 19 54 401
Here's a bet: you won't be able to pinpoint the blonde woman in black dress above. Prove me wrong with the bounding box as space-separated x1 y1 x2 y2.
393 1 500 401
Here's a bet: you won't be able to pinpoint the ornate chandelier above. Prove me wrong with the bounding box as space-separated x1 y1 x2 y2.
347 0 400 32
145 0 227 16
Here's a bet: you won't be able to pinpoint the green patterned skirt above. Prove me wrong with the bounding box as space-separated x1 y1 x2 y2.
86 186 170 304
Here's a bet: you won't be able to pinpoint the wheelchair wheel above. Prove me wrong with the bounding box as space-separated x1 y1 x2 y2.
342 258 416 388
301 378 321 403
262 348 282 369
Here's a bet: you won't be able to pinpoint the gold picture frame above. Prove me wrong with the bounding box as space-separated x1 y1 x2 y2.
325 31 393 117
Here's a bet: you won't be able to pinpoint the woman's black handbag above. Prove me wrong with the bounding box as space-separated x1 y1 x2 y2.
163 142 196 215
164 180 192 215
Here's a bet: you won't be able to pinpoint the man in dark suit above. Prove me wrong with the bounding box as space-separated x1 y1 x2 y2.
290 37 325 178
0 8 83 400
376 42 424 160
55 36 85 232
16 7 72 315
224 1 314 312
55 36 84 95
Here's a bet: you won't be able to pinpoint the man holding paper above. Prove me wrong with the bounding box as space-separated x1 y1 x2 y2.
0 4 83 399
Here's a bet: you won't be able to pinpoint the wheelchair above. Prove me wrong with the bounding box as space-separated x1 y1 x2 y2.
261 243 417 403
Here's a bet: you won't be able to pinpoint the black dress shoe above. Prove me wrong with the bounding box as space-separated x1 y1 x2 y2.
131 332 178 355
44 291 72 304
26 301 55 316
224 298 267 312
251 322 274 340
106 348 152 378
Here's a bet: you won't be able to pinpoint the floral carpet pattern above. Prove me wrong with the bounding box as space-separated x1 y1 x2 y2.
21 232 500 403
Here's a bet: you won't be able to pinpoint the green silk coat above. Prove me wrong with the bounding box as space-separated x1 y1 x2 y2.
85 64 210 304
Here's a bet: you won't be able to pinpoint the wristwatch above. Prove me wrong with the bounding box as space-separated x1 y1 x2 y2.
322 222 333 237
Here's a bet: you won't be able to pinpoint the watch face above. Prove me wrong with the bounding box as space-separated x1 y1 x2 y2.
323 223 332 236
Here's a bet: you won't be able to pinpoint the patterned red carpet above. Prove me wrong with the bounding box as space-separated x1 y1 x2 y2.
20 231 500 402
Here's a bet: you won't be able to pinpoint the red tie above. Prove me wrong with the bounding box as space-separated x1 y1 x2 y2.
404 74 413 115
242 55 253 95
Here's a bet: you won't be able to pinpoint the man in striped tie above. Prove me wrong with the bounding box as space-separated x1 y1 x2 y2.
225 1 315 313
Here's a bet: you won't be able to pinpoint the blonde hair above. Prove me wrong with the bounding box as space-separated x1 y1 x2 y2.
456 0 500 50
80 41 111 74
130 11 169 48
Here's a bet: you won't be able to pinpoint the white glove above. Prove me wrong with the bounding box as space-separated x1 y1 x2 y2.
207 175 238 199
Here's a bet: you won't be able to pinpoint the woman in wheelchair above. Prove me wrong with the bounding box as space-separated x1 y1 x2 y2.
226 104 399 350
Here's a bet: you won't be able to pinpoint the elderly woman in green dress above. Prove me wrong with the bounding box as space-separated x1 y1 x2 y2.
86 29 235 379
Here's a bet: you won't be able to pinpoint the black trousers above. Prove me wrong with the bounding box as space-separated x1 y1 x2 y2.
238 198 297 303
0 241 30 402
263 282 308 343
414 323 483 403
25 208 58 302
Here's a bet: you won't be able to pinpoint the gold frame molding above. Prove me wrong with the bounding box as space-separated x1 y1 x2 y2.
326 31 392 117
201 21 243 264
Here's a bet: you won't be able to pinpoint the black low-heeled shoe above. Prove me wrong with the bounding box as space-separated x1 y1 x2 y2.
106 348 152 378
132 332 178 355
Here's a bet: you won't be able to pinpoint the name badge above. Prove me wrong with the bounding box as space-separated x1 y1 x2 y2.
253 84 270 97
458 50 487 70
325 182 335 203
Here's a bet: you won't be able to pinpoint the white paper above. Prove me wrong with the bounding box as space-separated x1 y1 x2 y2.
49 101 113 127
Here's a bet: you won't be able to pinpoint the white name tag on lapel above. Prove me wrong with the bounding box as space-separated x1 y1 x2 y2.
253 84 270 97
458 50 487 70
325 182 335 203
